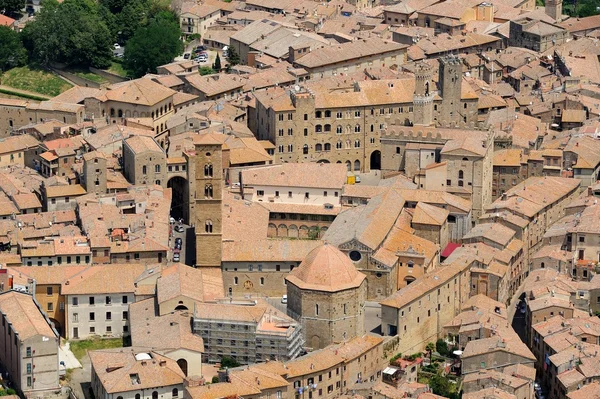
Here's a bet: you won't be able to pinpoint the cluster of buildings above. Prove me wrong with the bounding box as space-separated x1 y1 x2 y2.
3 0 600 398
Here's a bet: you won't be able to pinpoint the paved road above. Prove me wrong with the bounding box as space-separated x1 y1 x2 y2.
69 354 92 399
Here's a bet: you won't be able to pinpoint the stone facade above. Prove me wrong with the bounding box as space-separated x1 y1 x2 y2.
82 152 108 194
287 281 366 350
509 19 570 53
194 140 223 268
122 137 167 187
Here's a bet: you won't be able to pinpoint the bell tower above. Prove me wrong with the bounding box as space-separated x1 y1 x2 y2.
413 61 434 126
194 134 223 268
545 0 563 21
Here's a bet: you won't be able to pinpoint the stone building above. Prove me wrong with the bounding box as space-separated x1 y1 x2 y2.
193 135 223 268
286 243 367 350
122 136 167 187
380 126 494 222
81 151 107 194
252 56 479 173
0 291 60 398
508 18 569 52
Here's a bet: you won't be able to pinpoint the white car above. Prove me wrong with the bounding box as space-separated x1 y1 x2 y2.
114 43 121 49
175 225 185 233
281 295 288 304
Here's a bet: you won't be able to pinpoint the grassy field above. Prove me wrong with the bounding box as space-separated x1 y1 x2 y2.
69 338 123 360
1 66 72 97
73 70 108 84
107 61 127 77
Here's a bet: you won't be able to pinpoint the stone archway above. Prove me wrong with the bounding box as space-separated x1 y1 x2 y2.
177 359 188 376
370 150 381 170
167 176 189 223
311 335 321 350
49 318 62 336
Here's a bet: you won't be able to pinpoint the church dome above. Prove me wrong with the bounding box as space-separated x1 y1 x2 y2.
286 243 366 292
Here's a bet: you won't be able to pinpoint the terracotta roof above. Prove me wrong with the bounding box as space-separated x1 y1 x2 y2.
124 135 163 154
462 333 535 361
0 13 16 26
61 264 149 295
568 382 600 399
493 148 526 167
184 74 245 98
0 134 40 155
45 184 87 198
461 294 507 317
242 162 347 190
286 243 366 293
89 348 185 393
295 38 407 69
129 299 204 353
11 265 88 285
102 78 176 106
156 264 224 305
222 239 322 262
11 193 42 210
0 291 56 339
462 388 516 399
411 201 448 226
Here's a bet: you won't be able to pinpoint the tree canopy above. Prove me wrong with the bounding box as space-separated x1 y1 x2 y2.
122 9 183 77
22 0 113 68
0 0 25 17
0 26 27 71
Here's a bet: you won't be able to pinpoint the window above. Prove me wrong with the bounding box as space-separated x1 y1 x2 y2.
27 363 32 374
155 165 160 173
316 143 322 152
304 128 308 136
106 326 112 333
173 389 179 398
315 304 319 316
354 111 361 117
48 303 53 312
579 235 585 243
72 297 78 306
287 128 293 136
315 125 322 133
27 377 32 387
205 220 213 233
122 296 128 304
47 287 53 296
204 184 213 198
234 277 238 285
89 296 95 305
305 192 309 199
354 124 361 133
90 312 95 321
336 111 342 118
106 312 112 320
106 296 112 305
260 277 265 285
303 145 309 154
316 111 322 118
142 165 147 175
123 311 128 320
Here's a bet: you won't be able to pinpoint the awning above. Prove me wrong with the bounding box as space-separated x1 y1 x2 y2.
441 242 461 258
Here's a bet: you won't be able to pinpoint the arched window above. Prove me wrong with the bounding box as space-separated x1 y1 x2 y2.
118 109 123 118
315 125 322 133
152 392 158 399
142 165 147 175
234 276 238 285
354 124 361 133
315 304 319 316
346 161 351 171
260 277 265 285
155 165 160 173
324 143 331 151
458 170 464 179
458 180 464 187
336 142 342 149
204 164 213 177
151 111 155 119
172 388 179 397
315 111 322 118
136 395 141 399
324 124 331 132
205 220 213 233
117 396 123 399
541 262 545 269
110 108 115 117
396 147 401 154
425 81 430 96
303 145 309 155
315 144 323 152
304 128 308 136
354 160 360 171
155 180 161 185
336 126 342 134
462 157 468 161
464 102 468 109
204 184 213 198
324 110 331 117
354 140 361 148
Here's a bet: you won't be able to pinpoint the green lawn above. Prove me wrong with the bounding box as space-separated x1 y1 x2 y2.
69 338 123 360
73 70 108 84
1 66 72 97
107 61 127 77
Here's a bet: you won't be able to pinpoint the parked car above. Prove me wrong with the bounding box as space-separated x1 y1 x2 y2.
114 43 121 49
175 225 185 233
183 53 191 60
196 45 207 52
355 175 361 183
195 54 208 63
175 237 182 249
173 253 180 262
281 295 288 304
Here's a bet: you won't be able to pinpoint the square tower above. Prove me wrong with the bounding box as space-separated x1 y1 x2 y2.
545 0 563 21
193 134 223 268
438 56 463 127
82 151 107 194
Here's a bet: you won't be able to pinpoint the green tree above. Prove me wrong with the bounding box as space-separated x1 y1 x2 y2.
116 0 150 42
0 0 25 17
211 376 219 383
123 10 183 77
199 66 214 75
22 0 113 68
425 342 435 359
0 26 27 71
436 339 450 357
220 356 239 369
429 374 452 397
578 1 600 17
213 53 221 70
226 45 239 66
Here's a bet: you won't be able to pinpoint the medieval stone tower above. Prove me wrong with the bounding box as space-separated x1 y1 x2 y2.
438 56 463 127
82 151 107 194
286 243 367 350
413 61 434 126
545 0 563 21
194 134 223 268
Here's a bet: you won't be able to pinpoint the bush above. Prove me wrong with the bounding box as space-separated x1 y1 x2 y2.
429 374 452 397
211 376 219 383
436 339 450 357
220 356 240 369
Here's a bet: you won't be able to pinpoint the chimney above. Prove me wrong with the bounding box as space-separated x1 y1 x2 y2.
159 360 166 367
